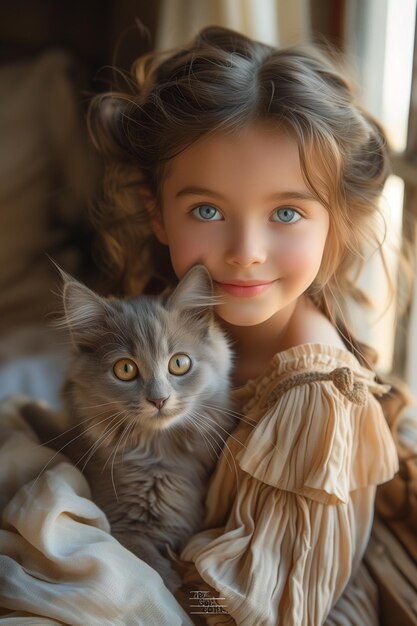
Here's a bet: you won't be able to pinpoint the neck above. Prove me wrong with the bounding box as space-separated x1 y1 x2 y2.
218 297 306 387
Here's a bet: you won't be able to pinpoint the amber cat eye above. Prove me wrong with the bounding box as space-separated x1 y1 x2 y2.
113 358 139 381
168 353 192 376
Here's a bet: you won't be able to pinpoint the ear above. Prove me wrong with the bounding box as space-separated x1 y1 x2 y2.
139 184 169 245
151 213 169 245
54 266 110 350
168 265 223 321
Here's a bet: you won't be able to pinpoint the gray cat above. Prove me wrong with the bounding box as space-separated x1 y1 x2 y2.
21 265 235 592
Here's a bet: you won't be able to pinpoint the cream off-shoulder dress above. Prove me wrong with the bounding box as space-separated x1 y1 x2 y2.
176 344 398 626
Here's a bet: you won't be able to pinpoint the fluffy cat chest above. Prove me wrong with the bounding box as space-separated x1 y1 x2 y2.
88 459 207 550
103 471 199 518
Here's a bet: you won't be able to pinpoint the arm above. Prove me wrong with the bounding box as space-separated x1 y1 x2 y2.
180 376 398 625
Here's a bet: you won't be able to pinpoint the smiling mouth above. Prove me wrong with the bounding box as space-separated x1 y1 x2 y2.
214 281 276 298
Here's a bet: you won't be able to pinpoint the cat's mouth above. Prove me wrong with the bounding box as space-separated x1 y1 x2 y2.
146 407 186 429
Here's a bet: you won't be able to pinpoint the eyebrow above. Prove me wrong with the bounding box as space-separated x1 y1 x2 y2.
175 186 316 201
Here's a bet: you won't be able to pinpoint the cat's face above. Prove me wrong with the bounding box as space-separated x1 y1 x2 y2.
61 266 233 445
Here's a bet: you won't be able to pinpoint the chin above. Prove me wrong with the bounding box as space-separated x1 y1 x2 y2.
215 305 275 327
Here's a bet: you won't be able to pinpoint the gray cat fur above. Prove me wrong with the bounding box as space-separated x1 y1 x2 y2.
22 265 235 593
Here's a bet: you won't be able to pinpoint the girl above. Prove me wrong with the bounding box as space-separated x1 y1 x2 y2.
0 25 404 626
87 25 402 625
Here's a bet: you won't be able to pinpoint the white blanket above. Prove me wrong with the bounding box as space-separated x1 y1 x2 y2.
0 396 194 626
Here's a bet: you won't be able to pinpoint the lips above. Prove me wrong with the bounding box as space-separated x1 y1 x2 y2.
214 280 276 298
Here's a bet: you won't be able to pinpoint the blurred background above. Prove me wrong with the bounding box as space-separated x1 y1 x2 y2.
0 0 416 408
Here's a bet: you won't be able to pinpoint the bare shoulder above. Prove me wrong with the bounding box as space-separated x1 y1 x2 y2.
291 296 346 350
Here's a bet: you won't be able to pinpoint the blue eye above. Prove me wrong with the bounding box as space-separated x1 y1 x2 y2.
271 208 301 224
192 205 222 221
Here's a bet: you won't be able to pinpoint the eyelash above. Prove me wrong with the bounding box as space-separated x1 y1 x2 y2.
191 204 303 223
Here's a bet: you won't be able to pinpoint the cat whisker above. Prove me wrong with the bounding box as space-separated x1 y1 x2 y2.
46 409 125 476
99 339 125 349
39 410 115 448
191 414 240 500
76 406 131 425
183 392 256 428
205 403 282 464
202 406 282 466
23 410 89 451
78 410 129 473
186 413 221 465
192 424 219 465
198 401 257 428
104 339 132 354
38 421 91 448
190 410 239 490
109 417 134 500
29 409 125 493
192 409 251 458
190 410 233 456
98 351 122 369
42 406 126 449
102 412 131 471
120 419 137 462
77 400 125 411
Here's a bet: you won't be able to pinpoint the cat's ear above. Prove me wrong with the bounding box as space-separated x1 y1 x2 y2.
54 266 110 351
168 265 222 320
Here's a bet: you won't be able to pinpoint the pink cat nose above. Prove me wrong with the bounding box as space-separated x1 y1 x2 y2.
147 396 169 410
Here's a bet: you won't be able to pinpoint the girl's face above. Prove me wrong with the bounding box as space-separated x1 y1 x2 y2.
154 123 330 328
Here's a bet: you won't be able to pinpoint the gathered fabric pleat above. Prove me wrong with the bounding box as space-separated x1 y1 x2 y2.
179 344 398 626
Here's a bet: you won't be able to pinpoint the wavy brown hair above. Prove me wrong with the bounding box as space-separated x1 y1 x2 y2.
88 26 407 366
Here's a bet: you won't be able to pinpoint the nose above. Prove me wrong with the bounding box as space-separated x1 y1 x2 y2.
147 396 170 410
225 222 266 267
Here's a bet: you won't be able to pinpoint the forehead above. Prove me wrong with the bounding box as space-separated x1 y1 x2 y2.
162 122 309 200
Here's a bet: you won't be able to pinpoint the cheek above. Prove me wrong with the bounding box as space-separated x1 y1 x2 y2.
167 232 207 278
277 232 327 274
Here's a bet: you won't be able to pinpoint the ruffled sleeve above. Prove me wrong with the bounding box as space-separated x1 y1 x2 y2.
179 345 399 626
236 364 398 505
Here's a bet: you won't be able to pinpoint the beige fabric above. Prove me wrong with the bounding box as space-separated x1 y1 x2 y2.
0 396 193 626
178 344 398 625
0 344 398 624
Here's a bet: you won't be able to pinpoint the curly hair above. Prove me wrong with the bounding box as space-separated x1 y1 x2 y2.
88 25 404 366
